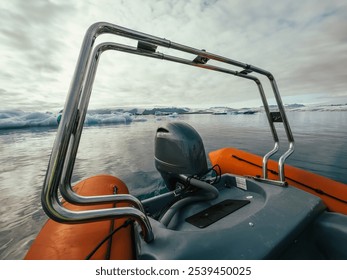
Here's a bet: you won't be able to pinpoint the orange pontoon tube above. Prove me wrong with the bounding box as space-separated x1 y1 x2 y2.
209 147 347 215
25 175 134 260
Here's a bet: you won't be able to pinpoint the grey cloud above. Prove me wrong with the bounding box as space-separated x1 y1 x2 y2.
1 0 347 111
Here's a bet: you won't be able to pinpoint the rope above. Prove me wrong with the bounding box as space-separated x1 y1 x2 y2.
85 219 134 260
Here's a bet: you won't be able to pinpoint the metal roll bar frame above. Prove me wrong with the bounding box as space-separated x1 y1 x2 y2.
41 22 295 243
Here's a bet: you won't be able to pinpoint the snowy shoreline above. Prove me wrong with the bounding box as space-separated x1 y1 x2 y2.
0 103 346 130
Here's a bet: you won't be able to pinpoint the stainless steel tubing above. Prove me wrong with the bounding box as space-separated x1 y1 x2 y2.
41 187 154 242
58 43 144 213
59 40 285 207
268 77 295 181
42 22 296 245
41 27 161 243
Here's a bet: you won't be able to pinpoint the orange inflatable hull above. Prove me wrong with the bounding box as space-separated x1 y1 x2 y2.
25 174 134 260
209 147 347 215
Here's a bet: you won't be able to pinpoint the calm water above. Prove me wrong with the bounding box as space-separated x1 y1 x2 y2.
0 111 346 259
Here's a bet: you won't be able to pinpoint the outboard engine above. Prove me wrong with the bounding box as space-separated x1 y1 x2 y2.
154 122 208 190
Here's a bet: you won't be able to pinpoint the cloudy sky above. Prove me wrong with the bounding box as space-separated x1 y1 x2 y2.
1 0 347 111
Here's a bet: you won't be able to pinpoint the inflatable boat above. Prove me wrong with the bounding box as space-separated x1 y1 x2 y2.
25 22 347 260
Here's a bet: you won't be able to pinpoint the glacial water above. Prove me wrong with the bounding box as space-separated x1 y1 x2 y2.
0 110 346 259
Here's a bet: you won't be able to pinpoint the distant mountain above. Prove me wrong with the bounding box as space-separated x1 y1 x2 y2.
285 103 305 109
141 107 190 115
121 103 347 115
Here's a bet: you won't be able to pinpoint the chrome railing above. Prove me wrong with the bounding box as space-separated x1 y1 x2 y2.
42 22 295 243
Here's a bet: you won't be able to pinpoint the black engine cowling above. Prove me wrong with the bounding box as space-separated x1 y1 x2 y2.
154 122 208 190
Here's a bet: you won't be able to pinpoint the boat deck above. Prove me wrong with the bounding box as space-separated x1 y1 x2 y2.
139 174 326 259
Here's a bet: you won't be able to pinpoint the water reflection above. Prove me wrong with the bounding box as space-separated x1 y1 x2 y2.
0 111 346 259
0 128 55 259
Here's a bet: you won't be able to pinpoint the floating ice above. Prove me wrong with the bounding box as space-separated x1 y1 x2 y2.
0 110 58 129
0 110 146 130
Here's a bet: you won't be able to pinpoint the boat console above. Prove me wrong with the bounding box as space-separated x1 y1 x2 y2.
139 173 326 259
